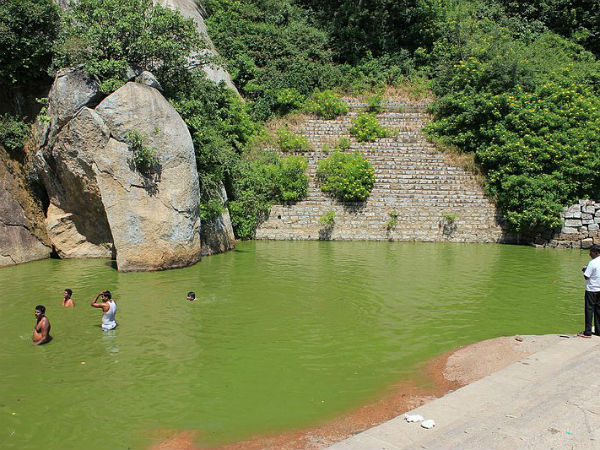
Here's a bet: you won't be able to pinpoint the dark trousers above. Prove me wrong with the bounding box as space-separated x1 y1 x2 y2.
584 290 600 335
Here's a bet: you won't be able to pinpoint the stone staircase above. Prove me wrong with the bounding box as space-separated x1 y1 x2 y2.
255 100 510 242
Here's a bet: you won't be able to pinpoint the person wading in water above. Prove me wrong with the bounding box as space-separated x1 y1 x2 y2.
33 305 52 345
62 288 74 307
91 290 117 331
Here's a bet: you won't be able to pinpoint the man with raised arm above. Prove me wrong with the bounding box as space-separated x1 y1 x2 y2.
90 290 117 331
33 305 52 345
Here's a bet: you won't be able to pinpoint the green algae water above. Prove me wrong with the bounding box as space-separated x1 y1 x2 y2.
0 241 589 449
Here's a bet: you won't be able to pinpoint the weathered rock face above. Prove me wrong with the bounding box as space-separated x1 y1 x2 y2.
35 67 102 149
94 82 202 271
153 0 239 93
36 76 203 271
38 105 114 259
201 183 236 256
0 151 51 267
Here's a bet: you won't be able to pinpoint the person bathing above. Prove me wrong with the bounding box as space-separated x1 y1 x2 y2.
91 290 117 331
33 305 52 345
62 288 74 307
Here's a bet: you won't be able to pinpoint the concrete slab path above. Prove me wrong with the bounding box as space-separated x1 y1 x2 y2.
327 335 600 450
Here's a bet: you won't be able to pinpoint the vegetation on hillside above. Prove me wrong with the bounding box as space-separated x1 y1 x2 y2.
2 0 600 239
53 0 203 94
0 0 60 89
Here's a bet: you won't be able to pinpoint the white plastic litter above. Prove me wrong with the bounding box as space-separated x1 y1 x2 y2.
404 413 424 423
421 419 436 429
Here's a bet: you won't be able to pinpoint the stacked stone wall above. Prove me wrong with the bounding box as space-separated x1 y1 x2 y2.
542 200 600 249
255 101 512 243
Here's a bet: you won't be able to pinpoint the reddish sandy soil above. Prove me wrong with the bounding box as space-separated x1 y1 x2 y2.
151 335 559 450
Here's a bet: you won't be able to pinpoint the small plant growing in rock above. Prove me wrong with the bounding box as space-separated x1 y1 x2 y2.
349 112 390 142
386 210 399 230
335 136 352 151
442 213 457 223
316 151 375 202
366 94 384 113
319 210 336 228
304 89 349 120
441 213 458 236
36 97 51 123
126 129 159 175
276 125 311 152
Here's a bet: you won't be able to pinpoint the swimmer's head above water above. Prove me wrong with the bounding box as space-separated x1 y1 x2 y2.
35 305 46 319
186 291 196 301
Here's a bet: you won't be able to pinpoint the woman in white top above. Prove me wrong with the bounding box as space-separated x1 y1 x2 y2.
91 290 117 331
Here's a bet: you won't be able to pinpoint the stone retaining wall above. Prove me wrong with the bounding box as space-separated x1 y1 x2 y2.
255 101 513 243
542 200 600 249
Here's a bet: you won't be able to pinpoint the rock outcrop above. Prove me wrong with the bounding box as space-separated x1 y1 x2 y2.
200 183 236 256
0 150 51 267
35 70 203 271
154 0 238 93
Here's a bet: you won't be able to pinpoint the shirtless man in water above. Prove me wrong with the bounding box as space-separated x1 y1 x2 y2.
62 288 74 307
33 305 52 345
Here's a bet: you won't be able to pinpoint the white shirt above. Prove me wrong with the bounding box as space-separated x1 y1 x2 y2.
584 256 600 292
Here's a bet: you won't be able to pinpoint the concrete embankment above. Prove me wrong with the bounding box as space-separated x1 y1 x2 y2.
328 334 600 450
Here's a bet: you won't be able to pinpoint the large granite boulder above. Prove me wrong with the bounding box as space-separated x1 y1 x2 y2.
36 80 202 271
201 183 236 256
0 151 51 267
94 82 202 271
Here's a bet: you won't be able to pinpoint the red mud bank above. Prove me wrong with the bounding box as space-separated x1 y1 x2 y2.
152 335 558 450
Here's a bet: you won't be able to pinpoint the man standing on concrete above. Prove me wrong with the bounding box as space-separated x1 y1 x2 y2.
580 244 600 337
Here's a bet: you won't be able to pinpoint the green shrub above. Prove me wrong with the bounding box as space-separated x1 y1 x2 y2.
199 198 225 222
427 22 600 234
349 112 390 142
0 115 31 155
319 210 336 228
125 130 158 174
366 93 384 113
172 72 258 209
205 0 341 121
274 88 305 115
316 151 375 201
304 89 349 119
274 155 309 202
229 150 308 238
53 0 202 94
276 125 312 152
0 0 60 87
335 137 352 151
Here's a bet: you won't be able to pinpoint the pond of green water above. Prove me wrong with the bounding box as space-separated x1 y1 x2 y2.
0 241 588 449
